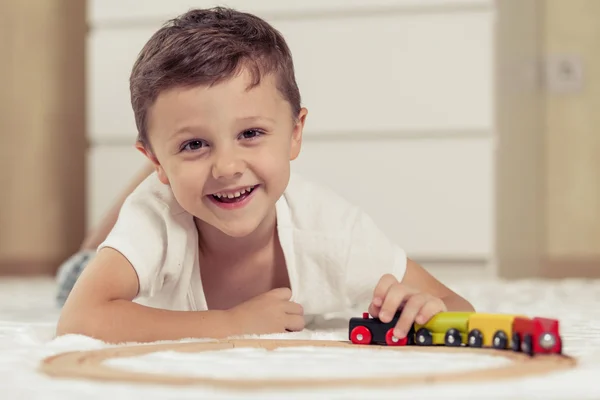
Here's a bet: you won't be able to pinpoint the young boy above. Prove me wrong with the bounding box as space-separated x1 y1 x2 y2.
57 7 474 344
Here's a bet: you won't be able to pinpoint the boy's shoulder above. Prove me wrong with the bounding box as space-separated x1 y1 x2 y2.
281 172 363 232
125 172 186 217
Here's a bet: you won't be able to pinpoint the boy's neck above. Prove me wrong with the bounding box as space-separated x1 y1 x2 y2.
194 208 278 260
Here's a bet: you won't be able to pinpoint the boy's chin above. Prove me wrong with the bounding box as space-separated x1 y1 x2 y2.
209 216 268 238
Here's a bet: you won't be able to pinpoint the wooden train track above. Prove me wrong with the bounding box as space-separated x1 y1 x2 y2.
39 339 577 390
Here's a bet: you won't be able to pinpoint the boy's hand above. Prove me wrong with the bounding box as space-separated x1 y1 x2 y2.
226 287 305 335
368 274 447 339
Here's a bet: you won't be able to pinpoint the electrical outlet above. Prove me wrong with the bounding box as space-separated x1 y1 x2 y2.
544 54 584 93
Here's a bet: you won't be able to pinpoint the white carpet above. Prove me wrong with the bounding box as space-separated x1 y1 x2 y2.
1 276 600 399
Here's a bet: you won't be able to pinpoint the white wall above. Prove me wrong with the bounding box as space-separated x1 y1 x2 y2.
86 0 495 263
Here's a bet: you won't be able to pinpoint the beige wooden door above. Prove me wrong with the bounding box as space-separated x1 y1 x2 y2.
495 0 600 278
0 1 86 275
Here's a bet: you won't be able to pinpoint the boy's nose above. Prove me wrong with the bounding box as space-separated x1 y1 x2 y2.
211 152 245 180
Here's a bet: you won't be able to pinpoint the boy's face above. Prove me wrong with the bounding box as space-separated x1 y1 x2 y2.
138 68 307 238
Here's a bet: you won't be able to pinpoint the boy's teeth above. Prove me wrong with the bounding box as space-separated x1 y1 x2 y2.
213 186 253 198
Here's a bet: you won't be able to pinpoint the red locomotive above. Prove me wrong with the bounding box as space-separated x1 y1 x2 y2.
512 316 562 355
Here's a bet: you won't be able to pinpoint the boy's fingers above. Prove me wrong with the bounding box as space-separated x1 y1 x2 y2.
393 294 427 338
285 314 306 332
415 299 446 325
378 284 408 323
372 274 397 303
368 303 380 318
267 287 292 300
371 274 399 315
285 301 304 315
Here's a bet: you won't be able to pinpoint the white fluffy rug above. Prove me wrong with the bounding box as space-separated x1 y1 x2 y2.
2 276 600 399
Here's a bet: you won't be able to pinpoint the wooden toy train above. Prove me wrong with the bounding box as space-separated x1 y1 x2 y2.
348 310 562 356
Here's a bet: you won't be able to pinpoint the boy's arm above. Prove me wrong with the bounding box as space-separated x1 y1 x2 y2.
400 258 475 312
56 247 236 343
344 208 474 314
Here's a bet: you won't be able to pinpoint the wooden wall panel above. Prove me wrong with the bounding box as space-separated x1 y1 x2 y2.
544 0 600 259
495 0 600 278
0 1 86 275
494 0 545 278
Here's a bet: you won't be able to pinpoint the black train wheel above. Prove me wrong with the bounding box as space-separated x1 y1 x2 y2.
521 334 534 356
468 329 484 347
492 330 509 349
406 325 417 345
415 328 433 346
511 333 521 352
444 328 462 347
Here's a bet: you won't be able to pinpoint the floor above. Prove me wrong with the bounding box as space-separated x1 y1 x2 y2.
0 277 60 321
2 273 600 399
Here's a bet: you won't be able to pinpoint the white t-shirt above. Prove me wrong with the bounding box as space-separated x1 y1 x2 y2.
99 172 407 320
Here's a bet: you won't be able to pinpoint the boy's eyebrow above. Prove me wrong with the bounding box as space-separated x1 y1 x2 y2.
169 125 210 139
236 115 276 125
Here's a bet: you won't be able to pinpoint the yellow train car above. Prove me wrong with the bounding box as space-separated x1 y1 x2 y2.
413 312 475 346
466 313 525 349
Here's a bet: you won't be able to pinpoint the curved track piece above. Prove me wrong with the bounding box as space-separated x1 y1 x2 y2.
39 339 577 391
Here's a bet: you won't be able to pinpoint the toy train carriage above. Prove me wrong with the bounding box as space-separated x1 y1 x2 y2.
413 312 474 346
512 316 562 355
414 312 518 349
349 311 562 356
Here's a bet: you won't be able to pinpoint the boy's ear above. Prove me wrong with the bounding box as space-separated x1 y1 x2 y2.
135 141 170 185
290 107 308 161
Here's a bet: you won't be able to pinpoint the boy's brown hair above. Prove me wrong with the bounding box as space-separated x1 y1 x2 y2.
130 7 301 149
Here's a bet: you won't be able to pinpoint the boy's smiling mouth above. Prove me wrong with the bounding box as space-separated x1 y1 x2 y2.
208 184 259 207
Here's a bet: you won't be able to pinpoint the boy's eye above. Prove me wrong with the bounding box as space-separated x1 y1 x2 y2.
240 129 263 140
182 140 206 151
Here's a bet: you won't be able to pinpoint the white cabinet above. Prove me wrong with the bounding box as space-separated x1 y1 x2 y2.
86 0 495 261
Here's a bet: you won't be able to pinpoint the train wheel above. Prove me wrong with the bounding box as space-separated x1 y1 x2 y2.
415 328 433 346
385 328 408 346
406 326 416 345
492 330 509 349
468 329 483 347
511 333 521 352
350 326 372 345
521 334 534 356
444 328 462 346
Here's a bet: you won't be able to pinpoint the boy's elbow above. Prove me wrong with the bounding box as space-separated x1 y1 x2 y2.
55 306 100 339
55 320 74 337
55 312 85 337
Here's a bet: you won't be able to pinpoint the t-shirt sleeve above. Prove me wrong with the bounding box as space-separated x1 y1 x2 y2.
97 193 170 299
344 208 408 309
